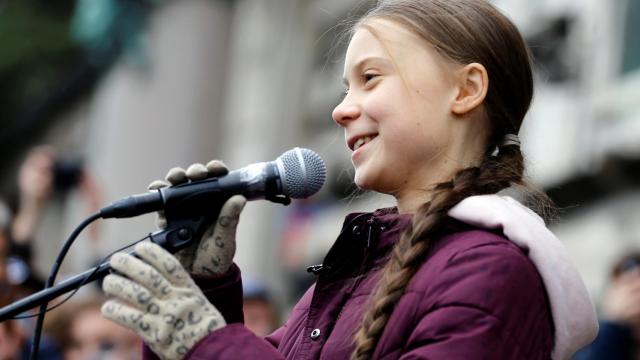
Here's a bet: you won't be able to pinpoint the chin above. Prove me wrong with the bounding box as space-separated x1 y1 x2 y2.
353 171 370 190
353 170 383 193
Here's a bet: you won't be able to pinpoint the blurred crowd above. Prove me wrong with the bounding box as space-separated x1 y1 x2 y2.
0 146 138 360
0 145 280 359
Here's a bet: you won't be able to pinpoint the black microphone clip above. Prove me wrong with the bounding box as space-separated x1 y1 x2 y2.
149 217 201 254
151 187 291 254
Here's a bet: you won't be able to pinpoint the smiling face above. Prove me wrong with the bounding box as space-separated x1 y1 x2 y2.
333 19 489 212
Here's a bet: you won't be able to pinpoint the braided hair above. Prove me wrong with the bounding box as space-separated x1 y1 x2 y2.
349 1 551 358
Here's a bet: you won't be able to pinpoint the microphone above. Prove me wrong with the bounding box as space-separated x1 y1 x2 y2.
99 147 326 219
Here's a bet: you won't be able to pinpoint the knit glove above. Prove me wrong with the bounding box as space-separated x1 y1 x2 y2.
102 241 225 360
147 160 246 276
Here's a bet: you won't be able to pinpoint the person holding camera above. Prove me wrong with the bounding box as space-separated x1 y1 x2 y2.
11 145 99 268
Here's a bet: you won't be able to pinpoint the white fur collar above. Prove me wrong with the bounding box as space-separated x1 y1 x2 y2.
449 195 598 360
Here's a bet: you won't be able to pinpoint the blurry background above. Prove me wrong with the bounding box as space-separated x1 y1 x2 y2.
0 0 639 325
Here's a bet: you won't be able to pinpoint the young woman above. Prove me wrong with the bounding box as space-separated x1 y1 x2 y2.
100 0 598 359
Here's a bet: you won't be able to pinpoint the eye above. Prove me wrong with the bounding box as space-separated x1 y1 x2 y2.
362 72 380 86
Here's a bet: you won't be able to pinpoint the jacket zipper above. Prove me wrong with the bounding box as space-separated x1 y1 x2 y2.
336 216 376 324
306 213 371 276
366 217 374 247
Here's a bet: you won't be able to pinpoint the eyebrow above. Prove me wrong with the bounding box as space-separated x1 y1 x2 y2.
342 56 392 86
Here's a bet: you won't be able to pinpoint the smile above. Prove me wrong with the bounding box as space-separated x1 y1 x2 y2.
352 134 378 151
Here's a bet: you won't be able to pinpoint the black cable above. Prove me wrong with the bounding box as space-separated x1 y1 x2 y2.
12 234 150 320
29 211 101 360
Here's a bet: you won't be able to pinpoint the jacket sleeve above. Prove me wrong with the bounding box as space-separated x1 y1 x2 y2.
179 264 307 360
179 284 318 359
190 263 245 324
183 324 285 359
396 241 554 360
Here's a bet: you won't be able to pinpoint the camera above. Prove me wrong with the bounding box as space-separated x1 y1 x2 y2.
53 158 83 192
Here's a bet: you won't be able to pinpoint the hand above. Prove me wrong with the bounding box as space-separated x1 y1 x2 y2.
147 160 246 276
12 146 56 244
17 146 56 206
602 269 640 326
102 242 225 360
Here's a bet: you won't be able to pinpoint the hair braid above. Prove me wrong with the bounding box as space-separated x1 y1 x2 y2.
351 145 527 360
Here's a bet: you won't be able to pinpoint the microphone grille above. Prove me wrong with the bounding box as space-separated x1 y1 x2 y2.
278 148 326 199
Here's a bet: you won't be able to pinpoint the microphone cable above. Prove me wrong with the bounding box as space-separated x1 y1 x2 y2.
28 211 101 360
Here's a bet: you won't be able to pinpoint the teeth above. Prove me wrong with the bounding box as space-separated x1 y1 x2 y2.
354 136 373 150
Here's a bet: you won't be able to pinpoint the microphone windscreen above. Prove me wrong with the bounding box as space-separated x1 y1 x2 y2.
277 148 326 199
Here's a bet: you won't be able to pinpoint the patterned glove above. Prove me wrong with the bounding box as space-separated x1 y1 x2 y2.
102 242 225 360
147 160 246 276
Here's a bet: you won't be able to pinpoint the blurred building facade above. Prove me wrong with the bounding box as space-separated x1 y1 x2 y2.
1 0 639 310
494 0 640 301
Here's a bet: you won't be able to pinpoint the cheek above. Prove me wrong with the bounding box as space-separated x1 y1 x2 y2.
386 111 452 168
361 77 411 119
405 91 455 147
361 92 396 120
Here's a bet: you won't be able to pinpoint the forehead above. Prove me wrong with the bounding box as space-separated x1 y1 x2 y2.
345 19 432 66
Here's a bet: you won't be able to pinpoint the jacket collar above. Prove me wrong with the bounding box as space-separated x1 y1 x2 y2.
318 208 411 279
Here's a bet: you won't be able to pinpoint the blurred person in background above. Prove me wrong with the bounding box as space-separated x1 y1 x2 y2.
11 146 58 256
97 0 598 359
5 146 55 309
0 201 15 286
0 145 98 359
574 253 640 360
0 292 62 360
1 195 61 360
44 296 141 360
0 146 85 360
242 277 280 337
12 145 95 255
0 264 61 360
10 144 102 287
0 295 26 360
0 222 24 360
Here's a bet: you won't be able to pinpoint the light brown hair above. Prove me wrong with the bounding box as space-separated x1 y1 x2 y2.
348 1 551 358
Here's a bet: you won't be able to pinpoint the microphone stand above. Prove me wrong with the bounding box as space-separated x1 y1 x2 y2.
0 215 208 322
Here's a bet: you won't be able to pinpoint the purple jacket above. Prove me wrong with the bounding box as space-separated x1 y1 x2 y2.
145 207 555 359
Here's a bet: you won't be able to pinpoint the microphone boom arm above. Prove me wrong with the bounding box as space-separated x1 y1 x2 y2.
0 218 200 322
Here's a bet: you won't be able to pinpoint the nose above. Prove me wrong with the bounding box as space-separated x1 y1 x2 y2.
332 96 361 127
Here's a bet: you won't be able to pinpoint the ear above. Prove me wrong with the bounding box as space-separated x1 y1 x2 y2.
451 63 489 116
